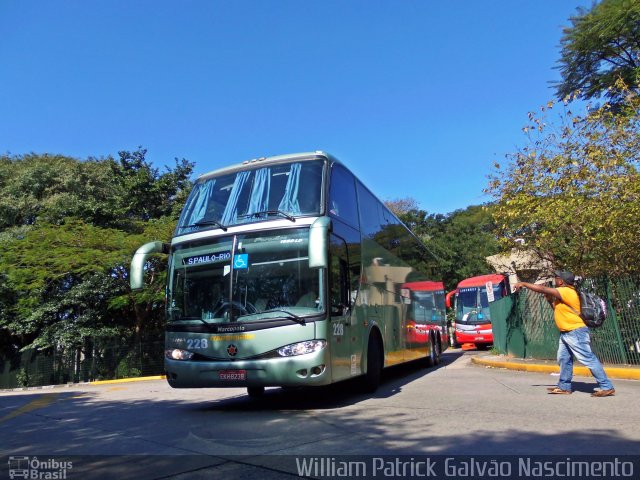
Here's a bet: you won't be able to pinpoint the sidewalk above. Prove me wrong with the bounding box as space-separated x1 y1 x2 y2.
472 354 640 381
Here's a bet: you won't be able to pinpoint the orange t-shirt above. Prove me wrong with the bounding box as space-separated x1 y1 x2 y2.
553 286 584 332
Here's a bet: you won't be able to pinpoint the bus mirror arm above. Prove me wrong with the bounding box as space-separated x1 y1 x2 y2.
130 241 170 290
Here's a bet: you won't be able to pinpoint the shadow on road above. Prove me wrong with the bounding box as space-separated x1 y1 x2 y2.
2 348 639 462
194 349 465 412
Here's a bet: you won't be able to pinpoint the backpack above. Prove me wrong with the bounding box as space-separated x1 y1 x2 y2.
562 287 607 328
577 290 607 328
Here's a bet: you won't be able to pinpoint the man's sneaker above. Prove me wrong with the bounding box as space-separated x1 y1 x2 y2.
591 389 615 397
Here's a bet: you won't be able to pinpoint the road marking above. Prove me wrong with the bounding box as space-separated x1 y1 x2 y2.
0 393 60 425
90 375 166 385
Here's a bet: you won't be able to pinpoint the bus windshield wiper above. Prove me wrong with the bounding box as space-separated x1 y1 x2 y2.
262 309 306 325
239 210 296 222
171 315 216 330
180 220 228 231
195 318 216 330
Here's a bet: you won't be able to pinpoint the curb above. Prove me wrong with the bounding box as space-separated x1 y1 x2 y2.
1 375 167 393
90 375 166 385
471 356 640 381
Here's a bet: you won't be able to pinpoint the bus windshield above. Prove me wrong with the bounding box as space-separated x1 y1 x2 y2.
176 160 324 236
411 291 436 322
167 228 323 324
456 284 504 325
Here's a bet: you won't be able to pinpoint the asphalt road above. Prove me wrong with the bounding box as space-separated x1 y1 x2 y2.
1 350 639 479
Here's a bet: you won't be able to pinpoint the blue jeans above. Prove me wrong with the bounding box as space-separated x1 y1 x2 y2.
557 327 614 391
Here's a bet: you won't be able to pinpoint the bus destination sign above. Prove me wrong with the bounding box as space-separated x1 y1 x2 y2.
183 251 231 266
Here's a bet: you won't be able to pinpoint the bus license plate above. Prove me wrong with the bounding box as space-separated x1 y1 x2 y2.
219 370 246 381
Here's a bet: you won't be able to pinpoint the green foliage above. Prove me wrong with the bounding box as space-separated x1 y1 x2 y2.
555 0 640 105
115 354 142 379
0 149 193 354
15 368 28 387
0 148 193 230
486 94 640 277
385 198 501 291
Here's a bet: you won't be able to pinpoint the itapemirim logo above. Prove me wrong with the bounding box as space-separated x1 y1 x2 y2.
8 456 72 479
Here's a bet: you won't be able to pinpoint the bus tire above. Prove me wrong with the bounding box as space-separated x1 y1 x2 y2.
425 333 440 367
247 386 265 398
362 333 382 393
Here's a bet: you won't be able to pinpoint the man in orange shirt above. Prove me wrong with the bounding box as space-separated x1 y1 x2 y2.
514 271 615 397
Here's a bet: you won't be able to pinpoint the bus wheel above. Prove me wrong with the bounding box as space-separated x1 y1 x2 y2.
434 335 442 364
362 334 382 393
425 334 440 367
247 386 265 398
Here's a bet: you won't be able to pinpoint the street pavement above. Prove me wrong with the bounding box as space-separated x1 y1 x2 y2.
1 350 639 479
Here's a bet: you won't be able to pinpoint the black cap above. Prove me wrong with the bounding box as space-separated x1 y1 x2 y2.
554 270 575 286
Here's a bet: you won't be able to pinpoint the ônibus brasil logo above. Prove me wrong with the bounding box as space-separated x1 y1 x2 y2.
8 456 73 479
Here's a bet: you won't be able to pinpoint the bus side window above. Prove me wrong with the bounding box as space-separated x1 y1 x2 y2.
328 164 359 229
330 235 350 316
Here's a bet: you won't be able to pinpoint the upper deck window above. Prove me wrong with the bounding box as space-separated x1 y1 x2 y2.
176 160 324 235
328 164 359 229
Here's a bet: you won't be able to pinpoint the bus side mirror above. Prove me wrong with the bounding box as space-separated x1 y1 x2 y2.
130 241 170 290
445 290 457 309
308 217 331 268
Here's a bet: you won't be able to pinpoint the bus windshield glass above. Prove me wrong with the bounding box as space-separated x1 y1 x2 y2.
411 291 436 322
176 160 324 236
167 228 323 324
456 284 504 325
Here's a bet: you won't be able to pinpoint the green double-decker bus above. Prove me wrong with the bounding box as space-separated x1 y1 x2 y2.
130 152 446 397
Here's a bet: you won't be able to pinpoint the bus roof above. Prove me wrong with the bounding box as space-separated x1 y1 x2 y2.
198 151 338 182
402 281 445 292
457 274 506 288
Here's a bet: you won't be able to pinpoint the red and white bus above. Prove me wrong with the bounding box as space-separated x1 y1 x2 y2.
402 281 447 365
446 274 509 348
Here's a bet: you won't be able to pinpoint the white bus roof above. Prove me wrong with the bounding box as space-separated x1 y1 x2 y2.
198 151 339 182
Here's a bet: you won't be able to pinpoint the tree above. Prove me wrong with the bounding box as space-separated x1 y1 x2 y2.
0 148 193 231
555 0 640 105
109 148 193 225
385 198 501 290
385 197 421 218
0 150 193 359
423 206 501 290
486 93 640 277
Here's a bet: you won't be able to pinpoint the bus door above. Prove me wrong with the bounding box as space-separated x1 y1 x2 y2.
329 234 353 381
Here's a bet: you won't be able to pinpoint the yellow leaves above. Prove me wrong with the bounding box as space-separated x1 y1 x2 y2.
493 92 640 274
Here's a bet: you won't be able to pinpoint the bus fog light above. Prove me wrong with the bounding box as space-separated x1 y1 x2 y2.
166 349 194 361
278 340 326 357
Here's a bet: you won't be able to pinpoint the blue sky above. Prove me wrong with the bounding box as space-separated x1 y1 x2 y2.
1 1 592 214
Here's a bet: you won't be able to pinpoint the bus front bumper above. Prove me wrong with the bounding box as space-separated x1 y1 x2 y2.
455 330 494 345
165 350 331 388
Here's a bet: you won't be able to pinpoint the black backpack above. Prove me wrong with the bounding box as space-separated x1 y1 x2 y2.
577 290 607 328
563 287 607 329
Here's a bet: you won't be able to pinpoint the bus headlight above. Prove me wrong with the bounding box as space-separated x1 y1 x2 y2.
277 340 326 357
166 349 194 361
